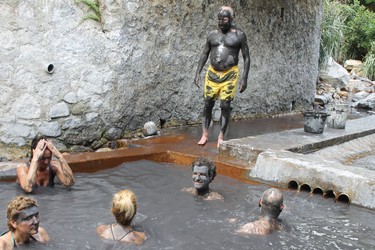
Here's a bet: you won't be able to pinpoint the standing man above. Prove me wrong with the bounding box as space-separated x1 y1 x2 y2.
194 6 250 147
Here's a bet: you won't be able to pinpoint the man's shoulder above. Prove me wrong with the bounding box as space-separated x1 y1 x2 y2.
208 29 222 37
205 191 224 201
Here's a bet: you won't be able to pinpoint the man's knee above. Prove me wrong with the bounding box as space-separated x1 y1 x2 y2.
204 99 215 109
220 101 231 112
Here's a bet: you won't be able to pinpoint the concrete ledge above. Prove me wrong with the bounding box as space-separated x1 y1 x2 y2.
250 134 375 209
220 115 375 161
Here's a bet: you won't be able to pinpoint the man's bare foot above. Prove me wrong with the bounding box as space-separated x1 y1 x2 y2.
198 136 208 146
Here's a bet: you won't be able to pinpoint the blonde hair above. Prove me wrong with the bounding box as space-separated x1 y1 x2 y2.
111 190 137 226
7 196 38 231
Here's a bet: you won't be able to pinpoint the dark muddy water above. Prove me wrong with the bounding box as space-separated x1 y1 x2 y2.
1 160 374 250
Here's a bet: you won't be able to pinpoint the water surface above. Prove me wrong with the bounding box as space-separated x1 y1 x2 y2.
0 160 374 250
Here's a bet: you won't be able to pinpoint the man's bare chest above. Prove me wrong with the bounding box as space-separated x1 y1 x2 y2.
210 32 241 48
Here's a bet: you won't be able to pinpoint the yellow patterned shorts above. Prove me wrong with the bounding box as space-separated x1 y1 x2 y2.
204 65 239 101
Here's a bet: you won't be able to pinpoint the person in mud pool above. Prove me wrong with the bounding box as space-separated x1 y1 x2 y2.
0 196 49 249
236 188 284 235
16 135 75 193
182 157 224 201
97 189 147 245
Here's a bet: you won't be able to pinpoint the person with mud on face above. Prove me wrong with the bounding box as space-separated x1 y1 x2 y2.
194 6 250 148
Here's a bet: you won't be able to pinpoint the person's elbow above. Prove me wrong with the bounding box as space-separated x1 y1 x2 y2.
64 176 75 187
21 185 34 193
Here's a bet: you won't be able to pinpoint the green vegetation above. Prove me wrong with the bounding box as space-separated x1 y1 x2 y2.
75 0 102 23
363 42 375 80
319 0 347 68
320 0 375 80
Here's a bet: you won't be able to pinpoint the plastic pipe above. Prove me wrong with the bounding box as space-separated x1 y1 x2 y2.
45 63 54 74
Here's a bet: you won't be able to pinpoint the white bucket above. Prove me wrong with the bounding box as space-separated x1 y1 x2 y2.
326 103 350 129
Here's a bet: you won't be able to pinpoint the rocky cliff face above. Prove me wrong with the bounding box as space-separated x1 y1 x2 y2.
0 0 322 151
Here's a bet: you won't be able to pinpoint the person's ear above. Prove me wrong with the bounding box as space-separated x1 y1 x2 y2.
258 199 262 207
10 220 17 230
280 204 284 211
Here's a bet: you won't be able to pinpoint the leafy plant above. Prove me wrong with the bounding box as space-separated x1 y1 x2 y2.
363 42 375 80
319 0 375 72
341 0 375 60
319 0 348 68
75 0 102 23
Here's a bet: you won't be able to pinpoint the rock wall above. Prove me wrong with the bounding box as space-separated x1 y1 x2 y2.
0 0 322 150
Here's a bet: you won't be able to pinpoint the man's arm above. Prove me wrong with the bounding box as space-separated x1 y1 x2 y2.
239 31 250 93
46 140 75 187
194 36 211 87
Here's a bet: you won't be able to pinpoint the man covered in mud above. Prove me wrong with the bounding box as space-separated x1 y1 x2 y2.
236 188 284 235
194 6 250 148
181 157 224 201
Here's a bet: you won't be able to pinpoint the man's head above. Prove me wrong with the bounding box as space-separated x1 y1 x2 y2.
112 189 137 226
259 188 284 219
191 157 217 192
7 196 40 234
217 6 235 33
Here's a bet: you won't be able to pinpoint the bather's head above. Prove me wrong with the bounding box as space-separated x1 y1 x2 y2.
112 190 137 226
217 6 235 32
7 196 40 233
191 157 217 192
259 188 284 219
29 135 53 171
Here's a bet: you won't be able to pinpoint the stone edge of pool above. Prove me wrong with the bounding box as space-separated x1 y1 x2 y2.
219 115 375 209
1 116 375 209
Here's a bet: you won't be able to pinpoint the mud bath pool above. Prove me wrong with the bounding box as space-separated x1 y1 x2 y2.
0 160 374 250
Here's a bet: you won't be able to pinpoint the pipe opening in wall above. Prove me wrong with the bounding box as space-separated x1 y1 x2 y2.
336 193 350 205
288 180 298 190
324 190 336 199
46 64 54 74
280 7 285 20
299 183 311 193
312 187 324 195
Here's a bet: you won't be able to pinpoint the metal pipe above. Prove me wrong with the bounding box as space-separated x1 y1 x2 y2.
312 187 324 195
287 180 298 190
299 183 311 193
324 190 336 199
335 193 350 205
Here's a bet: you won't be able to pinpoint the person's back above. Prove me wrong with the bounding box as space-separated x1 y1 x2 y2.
97 190 146 245
237 188 284 235
97 223 145 245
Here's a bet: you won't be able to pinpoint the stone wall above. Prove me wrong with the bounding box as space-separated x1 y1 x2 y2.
0 0 322 150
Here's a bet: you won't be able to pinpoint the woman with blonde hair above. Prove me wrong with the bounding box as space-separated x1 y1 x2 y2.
97 190 146 245
0 196 49 249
